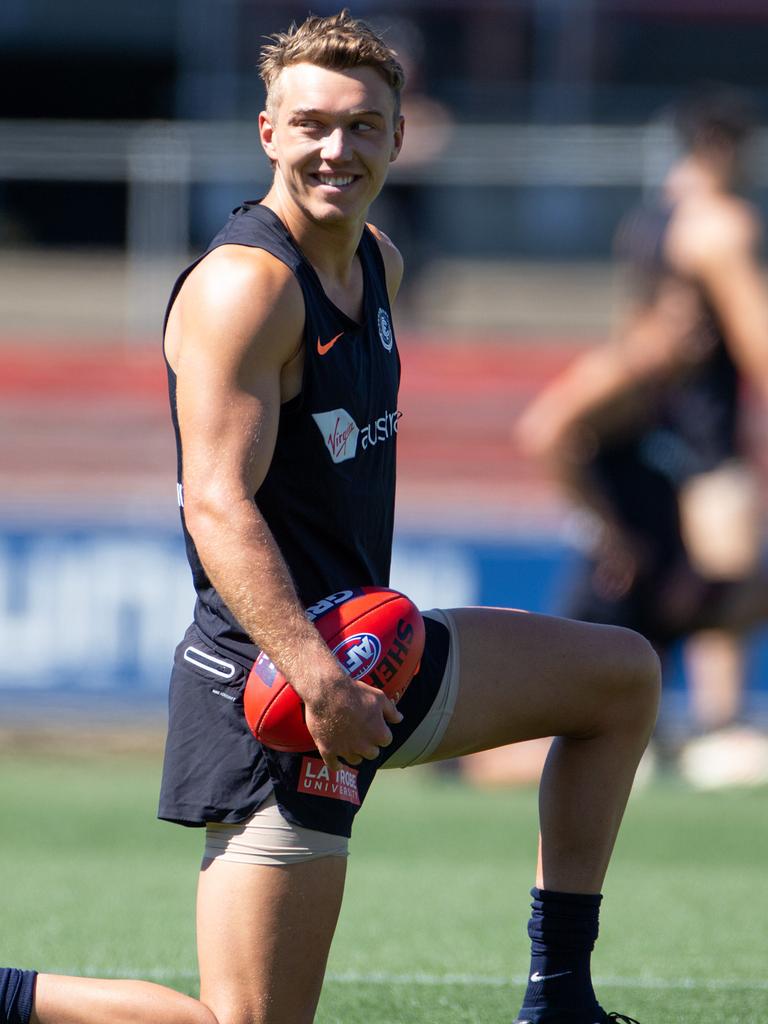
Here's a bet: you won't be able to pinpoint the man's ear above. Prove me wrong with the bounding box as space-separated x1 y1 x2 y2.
390 114 405 163
259 111 277 161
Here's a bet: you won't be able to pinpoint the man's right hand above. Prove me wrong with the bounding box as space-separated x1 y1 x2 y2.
303 676 404 772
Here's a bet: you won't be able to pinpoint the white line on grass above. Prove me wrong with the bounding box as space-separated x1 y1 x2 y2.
63 968 768 993
329 972 768 993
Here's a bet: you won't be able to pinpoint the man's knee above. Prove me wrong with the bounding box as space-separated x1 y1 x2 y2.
210 1001 314 1024
201 995 272 1024
206 1007 250 1024
595 625 661 731
620 625 661 688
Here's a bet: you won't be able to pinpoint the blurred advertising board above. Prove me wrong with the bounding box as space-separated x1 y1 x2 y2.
0 526 572 695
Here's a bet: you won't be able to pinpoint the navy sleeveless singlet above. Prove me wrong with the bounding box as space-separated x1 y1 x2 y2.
158 201 450 837
164 201 401 664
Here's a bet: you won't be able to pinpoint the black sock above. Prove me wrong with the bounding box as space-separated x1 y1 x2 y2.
516 888 604 1023
0 969 37 1024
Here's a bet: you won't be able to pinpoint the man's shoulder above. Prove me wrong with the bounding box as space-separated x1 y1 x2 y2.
673 194 760 251
192 243 300 297
170 243 305 366
667 194 762 272
181 244 304 325
365 223 404 301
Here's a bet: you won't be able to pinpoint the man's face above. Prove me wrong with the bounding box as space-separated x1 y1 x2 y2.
259 62 404 227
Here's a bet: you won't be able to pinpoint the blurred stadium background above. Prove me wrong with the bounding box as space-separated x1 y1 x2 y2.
3 0 768 738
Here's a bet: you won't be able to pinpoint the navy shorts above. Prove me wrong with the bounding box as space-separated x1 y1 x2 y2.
158 616 450 838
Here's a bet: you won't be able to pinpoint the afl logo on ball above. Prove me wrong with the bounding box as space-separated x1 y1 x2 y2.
377 308 393 352
332 633 382 679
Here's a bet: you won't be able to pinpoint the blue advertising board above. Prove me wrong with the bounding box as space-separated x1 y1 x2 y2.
1 526 766 718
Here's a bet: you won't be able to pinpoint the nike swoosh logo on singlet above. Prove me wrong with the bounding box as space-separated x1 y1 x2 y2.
317 332 344 355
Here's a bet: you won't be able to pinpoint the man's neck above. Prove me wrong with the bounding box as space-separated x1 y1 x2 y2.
261 186 365 286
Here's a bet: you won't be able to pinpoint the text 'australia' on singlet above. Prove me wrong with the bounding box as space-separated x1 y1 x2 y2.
608 200 739 483
164 201 401 663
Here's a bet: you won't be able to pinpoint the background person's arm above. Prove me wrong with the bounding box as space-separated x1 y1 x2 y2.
671 198 768 402
514 276 701 468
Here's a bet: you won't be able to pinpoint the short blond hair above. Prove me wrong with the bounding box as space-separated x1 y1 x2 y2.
259 9 405 120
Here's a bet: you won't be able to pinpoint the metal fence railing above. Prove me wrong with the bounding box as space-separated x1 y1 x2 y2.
6 116 768 249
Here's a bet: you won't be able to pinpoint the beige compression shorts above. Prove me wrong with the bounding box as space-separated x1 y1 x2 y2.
203 609 461 866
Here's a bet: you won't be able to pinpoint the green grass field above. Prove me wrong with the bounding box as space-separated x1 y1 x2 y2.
1 750 767 1023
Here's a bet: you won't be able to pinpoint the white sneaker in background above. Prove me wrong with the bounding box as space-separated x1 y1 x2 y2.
679 725 768 790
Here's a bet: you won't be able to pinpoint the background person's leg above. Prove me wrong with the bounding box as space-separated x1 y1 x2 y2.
684 628 745 732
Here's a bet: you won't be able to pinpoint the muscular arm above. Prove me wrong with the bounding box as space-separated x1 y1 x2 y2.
169 245 399 769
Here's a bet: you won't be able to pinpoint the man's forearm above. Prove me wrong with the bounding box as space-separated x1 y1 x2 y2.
186 495 347 702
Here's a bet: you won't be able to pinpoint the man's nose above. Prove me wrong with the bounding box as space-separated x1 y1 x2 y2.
320 126 347 161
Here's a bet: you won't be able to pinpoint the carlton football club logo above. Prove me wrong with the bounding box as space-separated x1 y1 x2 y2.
377 307 393 352
332 632 382 679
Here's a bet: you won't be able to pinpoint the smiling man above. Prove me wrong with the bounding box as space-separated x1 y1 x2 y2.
1 11 657 1024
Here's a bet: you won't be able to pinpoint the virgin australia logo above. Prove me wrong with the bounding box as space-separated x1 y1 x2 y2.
312 408 360 463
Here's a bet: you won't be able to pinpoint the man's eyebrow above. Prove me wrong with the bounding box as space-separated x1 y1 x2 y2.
289 107 386 119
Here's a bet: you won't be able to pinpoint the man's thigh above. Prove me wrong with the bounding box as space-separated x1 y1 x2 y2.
424 607 649 762
197 853 346 1024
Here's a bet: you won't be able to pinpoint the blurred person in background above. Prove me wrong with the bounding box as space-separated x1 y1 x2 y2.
514 84 768 789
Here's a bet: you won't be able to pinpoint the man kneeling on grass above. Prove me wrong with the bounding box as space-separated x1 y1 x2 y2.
1 10 657 1024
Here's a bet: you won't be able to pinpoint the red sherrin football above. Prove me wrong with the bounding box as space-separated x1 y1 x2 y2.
244 587 425 753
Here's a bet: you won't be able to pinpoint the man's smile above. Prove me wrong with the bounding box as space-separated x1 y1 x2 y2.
311 172 359 188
